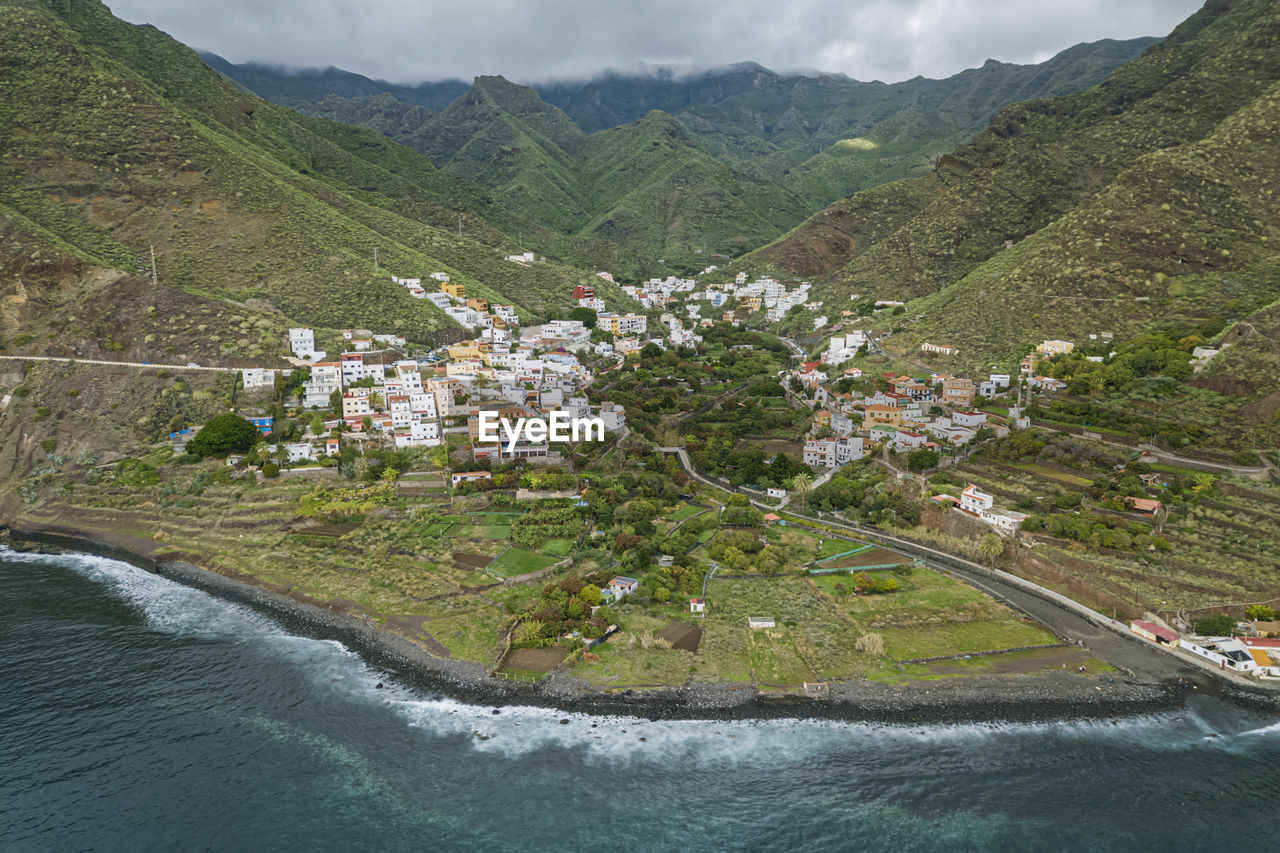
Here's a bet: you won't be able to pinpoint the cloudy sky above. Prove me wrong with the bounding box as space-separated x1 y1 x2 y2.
106 0 1204 84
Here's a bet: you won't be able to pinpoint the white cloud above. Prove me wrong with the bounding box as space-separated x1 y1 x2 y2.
104 0 1204 84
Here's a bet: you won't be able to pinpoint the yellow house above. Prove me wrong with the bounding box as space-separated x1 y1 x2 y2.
1036 339 1073 356
742 296 763 311
864 404 903 428
441 282 465 299
447 341 482 360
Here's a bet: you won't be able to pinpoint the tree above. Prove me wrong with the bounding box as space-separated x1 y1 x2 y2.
978 533 1003 567
186 413 259 458
261 462 280 478
1193 613 1236 636
1246 604 1276 621
568 307 598 328
906 448 939 471
788 472 814 513
579 584 602 607
1153 503 1171 534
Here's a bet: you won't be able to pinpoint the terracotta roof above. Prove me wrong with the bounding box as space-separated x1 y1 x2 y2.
1131 620 1179 642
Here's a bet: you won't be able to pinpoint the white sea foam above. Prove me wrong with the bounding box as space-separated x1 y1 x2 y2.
8 546 1275 763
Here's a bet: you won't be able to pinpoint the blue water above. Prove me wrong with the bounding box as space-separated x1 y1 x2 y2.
2 549 1278 852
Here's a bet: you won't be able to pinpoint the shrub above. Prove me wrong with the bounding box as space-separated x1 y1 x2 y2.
1193 613 1236 636
261 462 280 478
907 449 939 471
186 413 259 458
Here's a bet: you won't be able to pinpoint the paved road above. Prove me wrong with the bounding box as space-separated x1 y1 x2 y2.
0 355 239 373
658 444 1273 692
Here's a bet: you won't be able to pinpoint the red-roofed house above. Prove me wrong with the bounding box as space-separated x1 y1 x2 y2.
1125 497 1163 517
1130 620 1180 648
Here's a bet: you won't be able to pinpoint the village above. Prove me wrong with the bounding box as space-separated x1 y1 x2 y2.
127 261 1280 689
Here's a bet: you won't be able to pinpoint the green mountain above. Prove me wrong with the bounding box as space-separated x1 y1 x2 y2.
746 0 1280 432
0 0 629 363
276 75 812 260
199 52 470 111
212 41 1154 212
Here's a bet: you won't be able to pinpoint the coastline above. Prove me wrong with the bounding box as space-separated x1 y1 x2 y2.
3 522 1264 725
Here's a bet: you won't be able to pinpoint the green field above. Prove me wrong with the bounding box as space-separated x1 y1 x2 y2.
540 537 575 557
667 503 705 523
489 548 560 577
816 538 867 560
1015 463 1093 487
461 524 511 539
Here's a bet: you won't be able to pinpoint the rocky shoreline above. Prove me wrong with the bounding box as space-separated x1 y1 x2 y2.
2 524 1252 725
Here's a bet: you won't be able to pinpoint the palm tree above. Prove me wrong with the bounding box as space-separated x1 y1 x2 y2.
788 472 815 514
978 532 1003 568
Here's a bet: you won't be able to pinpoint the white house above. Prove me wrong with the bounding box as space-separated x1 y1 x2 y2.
959 484 994 516
803 437 864 468
951 411 987 428
289 328 324 361
891 430 928 451
767 487 788 499
608 576 639 599
598 402 626 432
241 368 277 390
282 442 317 463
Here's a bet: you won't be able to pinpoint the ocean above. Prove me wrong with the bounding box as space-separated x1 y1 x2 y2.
2 548 1278 852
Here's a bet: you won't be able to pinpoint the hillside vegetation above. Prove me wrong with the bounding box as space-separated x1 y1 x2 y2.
0 0 627 356
749 0 1280 396
210 42 1151 257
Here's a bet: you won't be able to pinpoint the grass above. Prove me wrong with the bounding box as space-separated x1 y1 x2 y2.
1016 463 1093 487
817 537 867 560
489 548 559 577
539 537 574 557
461 523 511 539
667 503 704 522
877 620 1054 661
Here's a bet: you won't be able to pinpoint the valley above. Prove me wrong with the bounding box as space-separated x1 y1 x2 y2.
2 0 1279 709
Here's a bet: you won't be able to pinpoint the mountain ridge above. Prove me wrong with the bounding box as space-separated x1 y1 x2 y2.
210 38 1156 213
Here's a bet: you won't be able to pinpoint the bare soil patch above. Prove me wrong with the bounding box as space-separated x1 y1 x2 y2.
504 647 568 673
657 622 703 652
452 552 493 569
295 522 360 538
825 547 909 569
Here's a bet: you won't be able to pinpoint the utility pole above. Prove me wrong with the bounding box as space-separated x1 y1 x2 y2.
457 215 463 240
373 247 378 275
150 245 158 287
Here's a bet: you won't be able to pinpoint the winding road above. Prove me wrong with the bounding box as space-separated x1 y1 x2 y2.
0 355 238 373
658 445 1274 693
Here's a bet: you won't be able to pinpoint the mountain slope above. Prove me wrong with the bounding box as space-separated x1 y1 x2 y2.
0 0 626 358
745 0 1280 404
214 40 1154 211
290 75 811 259
199 51 469 111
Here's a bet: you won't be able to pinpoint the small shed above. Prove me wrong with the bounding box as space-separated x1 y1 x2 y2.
689 598 705 614
763 513 782 525
747 616 776 630
1130 619 1179 648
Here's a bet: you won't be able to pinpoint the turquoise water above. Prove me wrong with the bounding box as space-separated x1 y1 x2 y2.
2 548 1278 851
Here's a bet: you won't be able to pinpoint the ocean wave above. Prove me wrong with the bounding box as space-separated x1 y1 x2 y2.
6 547 1276 764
